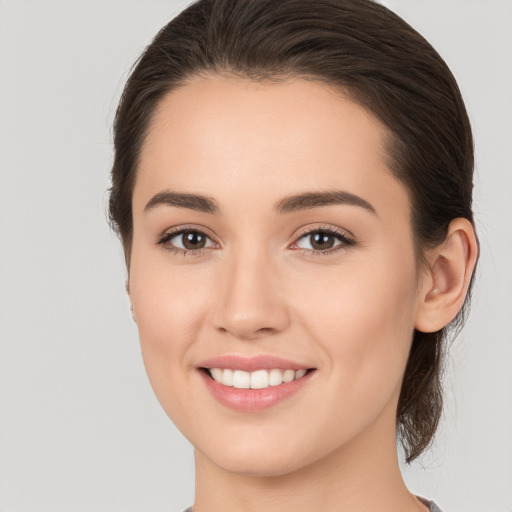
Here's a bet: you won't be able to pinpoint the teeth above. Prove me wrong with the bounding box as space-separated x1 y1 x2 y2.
208 368 309 389
223 369 234 386
210 368 223 382
269 368 283 386
250 369 269 389
282 369 295 383
232 370 250 389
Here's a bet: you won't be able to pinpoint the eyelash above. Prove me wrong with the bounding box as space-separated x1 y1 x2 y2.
292 225 356 257
156 225 217 257
156 225 356 257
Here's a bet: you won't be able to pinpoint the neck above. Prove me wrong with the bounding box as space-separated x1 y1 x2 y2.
192 405 427 512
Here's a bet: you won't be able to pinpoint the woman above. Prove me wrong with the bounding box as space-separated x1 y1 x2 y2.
108 0 479 510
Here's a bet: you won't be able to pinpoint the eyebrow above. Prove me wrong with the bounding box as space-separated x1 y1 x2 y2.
143 189 376 216
275 190 377 215
144 191 220 214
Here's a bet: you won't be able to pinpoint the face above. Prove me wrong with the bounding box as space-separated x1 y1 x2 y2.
129 76 426 477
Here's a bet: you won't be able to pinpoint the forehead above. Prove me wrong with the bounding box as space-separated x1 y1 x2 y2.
135 76 410 221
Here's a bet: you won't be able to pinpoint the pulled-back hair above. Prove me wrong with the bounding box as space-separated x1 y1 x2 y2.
109 0 476 463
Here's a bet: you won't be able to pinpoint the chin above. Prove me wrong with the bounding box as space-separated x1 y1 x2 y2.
194 431 323 478
210 451 305 478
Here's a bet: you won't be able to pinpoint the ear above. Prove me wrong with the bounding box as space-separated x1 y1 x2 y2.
415 218 478 333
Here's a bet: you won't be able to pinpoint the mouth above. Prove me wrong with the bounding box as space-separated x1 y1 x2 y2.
197 355 317 411
202 367 313 389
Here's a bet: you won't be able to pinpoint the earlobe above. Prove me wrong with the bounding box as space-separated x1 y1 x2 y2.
415 218 478 333
130 304 137 324
126 280 137 323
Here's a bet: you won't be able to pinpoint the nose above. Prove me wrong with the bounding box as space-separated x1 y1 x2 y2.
212 248 290 340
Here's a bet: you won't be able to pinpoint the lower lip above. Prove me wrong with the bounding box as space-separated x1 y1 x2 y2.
199 370 314 412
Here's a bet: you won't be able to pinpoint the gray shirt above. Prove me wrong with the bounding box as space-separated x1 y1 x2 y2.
427 500 443 512
183 502 443 512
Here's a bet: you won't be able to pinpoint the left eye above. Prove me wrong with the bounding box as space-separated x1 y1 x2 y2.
165 230 215 251
295 230 349 251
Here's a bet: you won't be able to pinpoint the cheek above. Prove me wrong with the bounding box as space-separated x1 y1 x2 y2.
128 251 214 415
289 253 418 401
130 242 213 342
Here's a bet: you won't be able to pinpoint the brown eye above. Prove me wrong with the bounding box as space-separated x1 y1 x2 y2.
295 229 354 253
309 231 336 250
159 229 215 252
181 230 207 250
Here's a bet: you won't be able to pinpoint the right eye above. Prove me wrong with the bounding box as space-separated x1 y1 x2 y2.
157 229 216 254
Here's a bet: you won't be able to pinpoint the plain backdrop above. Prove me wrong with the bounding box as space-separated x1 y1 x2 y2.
0 1 511 511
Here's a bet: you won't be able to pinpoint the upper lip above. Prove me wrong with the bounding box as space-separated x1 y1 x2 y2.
197 355 313 372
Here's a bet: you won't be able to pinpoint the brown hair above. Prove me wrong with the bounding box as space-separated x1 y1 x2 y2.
109 0 476 463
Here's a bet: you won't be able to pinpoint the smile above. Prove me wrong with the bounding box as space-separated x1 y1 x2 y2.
197 355 316 411
207 368 308 389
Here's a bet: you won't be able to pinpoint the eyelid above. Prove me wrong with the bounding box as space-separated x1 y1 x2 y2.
293 224 355 241
156 224 220 255
289 224 357 255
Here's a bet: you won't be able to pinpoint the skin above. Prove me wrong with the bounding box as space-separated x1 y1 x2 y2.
128 76 477 512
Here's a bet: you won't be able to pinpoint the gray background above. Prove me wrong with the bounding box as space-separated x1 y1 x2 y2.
0 1 511 511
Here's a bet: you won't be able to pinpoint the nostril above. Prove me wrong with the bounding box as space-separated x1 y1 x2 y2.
256 327 274 334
